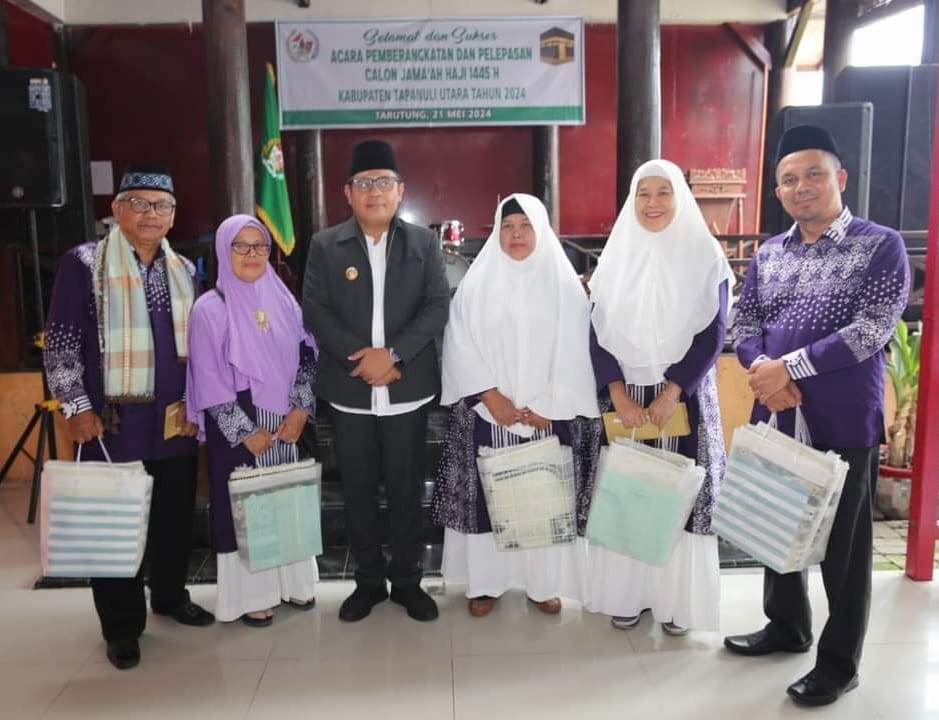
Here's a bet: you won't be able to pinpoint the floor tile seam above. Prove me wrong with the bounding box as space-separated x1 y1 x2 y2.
241 655 271 720
36 661 85 720
450 647 641 660
450 655 457 720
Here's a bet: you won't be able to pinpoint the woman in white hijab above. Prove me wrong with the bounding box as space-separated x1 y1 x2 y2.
431 194 599 617
585 160 735 635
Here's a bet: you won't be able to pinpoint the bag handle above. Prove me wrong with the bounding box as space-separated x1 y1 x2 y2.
794 408 812 446
76 436 112 464
764 408 812 446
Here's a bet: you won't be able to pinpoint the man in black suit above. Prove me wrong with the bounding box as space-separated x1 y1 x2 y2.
303 140 449 622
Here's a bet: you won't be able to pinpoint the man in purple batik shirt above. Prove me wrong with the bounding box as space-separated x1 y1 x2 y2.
724 126 910 707
42 164 215 671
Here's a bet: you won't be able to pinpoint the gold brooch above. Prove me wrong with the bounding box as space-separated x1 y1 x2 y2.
345 266 359 281
255 309 270 332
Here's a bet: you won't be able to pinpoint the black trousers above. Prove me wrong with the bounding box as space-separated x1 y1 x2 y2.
331 405 428 588
763 445 878 686
91 455 198 643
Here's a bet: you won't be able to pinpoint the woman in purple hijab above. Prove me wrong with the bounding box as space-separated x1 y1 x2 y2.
187 214 318 627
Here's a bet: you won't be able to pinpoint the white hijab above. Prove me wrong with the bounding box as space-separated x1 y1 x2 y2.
441 193 599 436
588 160 735 387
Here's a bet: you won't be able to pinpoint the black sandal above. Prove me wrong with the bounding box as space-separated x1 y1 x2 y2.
284 597 316 611
241 613 273 628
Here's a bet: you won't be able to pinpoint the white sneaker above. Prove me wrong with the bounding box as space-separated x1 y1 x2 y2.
662 621 689 636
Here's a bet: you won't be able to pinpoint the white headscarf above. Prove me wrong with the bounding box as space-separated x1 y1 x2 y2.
588 159 735 387
441 193 599 436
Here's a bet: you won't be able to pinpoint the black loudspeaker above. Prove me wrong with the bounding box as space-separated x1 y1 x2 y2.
900 65 936 231
0 68 95 244
835 64 937 231
762 102 873 235
0 68 68 207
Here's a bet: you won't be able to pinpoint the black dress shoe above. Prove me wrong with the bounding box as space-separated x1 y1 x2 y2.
154 601 216 627
106 638 140 670
723 628 812 656
787 670 858 707
390 584 439 622
339 585 389 622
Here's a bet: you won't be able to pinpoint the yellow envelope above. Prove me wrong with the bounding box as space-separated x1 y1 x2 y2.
164 401 183 440
603 403 691 442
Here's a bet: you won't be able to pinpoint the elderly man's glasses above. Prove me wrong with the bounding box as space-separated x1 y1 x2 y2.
231 242 272 256
119 196 176 217
347 176 400 192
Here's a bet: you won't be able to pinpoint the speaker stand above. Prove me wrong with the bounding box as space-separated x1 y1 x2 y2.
0 209 59 523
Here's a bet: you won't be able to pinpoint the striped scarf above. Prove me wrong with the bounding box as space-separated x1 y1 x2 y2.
93 227 195 403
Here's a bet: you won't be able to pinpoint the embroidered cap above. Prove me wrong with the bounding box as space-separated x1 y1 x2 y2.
118 164 175 196
775 125 842 166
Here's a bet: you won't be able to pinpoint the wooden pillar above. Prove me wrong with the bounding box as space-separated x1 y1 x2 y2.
763 19 794 233
293 129 327 280
616 0 662 209
765 21 790 124
822 0 855 103
296 129 327 242
924 0 939 65
203 0 254 225
532 125 560 231
0 0 10 68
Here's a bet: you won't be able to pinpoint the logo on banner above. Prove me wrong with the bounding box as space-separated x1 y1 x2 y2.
539 27 575 65
287 29 319 62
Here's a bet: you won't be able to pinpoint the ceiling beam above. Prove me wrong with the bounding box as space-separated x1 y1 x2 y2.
722 22 773 69
784 0 815 68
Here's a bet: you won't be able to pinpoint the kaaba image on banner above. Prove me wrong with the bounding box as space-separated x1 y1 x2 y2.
540 27 575 65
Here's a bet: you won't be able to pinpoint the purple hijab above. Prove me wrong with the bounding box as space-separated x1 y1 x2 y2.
187 214 315 420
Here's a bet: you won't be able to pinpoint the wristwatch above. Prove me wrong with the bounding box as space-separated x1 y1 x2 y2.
388 347 402 364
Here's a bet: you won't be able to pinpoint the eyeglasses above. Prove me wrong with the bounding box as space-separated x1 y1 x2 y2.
347 176 401 192
119 196 176 217
230 242 272 256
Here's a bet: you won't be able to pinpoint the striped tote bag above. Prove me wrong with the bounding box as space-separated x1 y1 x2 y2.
712 410 849 574
40 441 152 578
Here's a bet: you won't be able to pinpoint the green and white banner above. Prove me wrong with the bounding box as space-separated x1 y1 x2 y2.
275 17 584 129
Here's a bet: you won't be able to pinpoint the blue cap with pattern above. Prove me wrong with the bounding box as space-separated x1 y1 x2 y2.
118 164 175 196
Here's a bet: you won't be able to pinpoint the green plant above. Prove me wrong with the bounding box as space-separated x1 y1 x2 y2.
885 320 921 468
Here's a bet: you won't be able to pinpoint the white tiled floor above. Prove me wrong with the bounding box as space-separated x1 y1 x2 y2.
2 483 938 720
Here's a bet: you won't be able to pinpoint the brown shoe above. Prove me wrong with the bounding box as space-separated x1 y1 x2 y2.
528 596 562 614
468 596 498 617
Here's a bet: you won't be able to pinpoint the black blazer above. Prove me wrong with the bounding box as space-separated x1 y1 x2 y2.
302 215 450 409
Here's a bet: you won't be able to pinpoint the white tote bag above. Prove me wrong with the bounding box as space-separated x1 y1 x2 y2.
712 410 849 574
586 437 704 567
40 440 153 578
477 435 577 551
228 455 323 572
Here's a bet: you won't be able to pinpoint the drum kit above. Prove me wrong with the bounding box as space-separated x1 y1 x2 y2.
431 219 471 294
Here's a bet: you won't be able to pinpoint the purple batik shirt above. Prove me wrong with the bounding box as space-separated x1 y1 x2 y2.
42 242 200 462
731 208 910 448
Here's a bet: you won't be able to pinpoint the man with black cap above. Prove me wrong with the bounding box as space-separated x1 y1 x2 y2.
43 165 214 670
726 127 910 706
303 140 449 622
